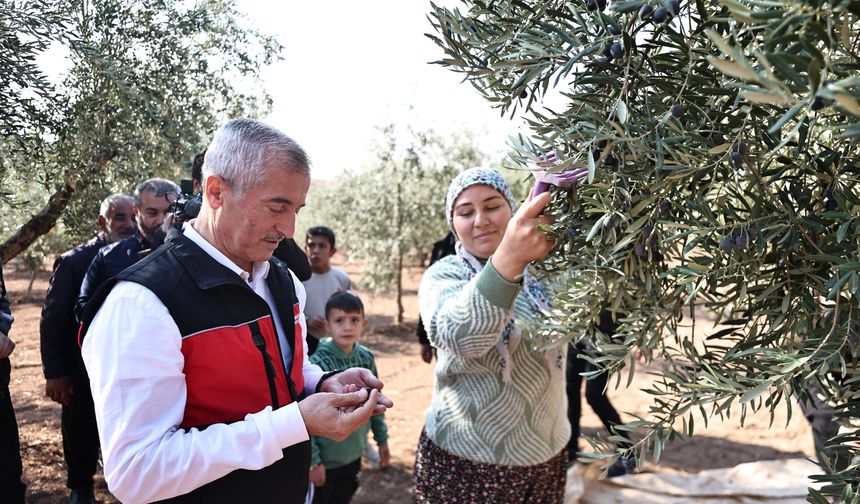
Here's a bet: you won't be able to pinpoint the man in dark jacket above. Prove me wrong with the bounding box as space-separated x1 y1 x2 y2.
1 261 25 503
40 193 135 504
74 178 178 321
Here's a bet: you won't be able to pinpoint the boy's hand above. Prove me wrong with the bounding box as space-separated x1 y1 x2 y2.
309 464 326 487
379 445 391 469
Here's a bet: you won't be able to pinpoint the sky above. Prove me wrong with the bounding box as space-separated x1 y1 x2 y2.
233 1 523 180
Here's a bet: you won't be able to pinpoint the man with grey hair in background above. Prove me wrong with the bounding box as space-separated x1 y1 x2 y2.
40 193 136 504
78 118 393 504
74 178 178 320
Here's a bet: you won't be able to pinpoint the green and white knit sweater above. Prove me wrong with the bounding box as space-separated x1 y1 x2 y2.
418 255 569 466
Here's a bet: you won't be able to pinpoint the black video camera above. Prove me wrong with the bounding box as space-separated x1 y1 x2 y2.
169 179 202 222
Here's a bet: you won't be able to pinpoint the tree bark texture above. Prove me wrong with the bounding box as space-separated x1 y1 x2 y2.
0 179 75 263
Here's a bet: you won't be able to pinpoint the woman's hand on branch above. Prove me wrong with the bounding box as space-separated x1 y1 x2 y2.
492 191 555 282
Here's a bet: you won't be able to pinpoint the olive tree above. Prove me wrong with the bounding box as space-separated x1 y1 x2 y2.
428 0 860 499
0 0 280 263
302 126 487 323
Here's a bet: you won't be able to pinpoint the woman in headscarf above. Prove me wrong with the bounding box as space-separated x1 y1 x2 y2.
413 168 570 503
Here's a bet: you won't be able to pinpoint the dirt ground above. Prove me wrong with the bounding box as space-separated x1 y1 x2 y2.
2 259 816 503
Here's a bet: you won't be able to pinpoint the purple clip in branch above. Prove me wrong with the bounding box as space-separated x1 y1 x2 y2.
530 153 589 197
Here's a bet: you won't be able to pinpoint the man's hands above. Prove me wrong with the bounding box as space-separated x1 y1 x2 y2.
298 388 381 441
0 331 15 359
307 317 327 335
492 191 556 282
318 367 393 415
45 376 75 405
300 367 394 441
309 464 326 487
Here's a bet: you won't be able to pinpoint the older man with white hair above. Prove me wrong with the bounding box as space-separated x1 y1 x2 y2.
79 119 392 504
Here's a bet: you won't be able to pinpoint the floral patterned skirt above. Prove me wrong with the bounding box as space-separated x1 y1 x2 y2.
413 429 567 503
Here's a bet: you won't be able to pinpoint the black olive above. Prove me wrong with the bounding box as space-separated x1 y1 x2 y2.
652 7 669 23
604 154 619 170
643 224 653 238
639 4 653 19
671 103 686 118
731 141 749 155
602 42 613 58
747 228 758 242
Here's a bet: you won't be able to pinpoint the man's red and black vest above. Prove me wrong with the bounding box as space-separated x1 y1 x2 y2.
79 229 310 504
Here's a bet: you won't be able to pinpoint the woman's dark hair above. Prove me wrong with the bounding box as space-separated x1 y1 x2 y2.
325 291 364 318
307 226 336 249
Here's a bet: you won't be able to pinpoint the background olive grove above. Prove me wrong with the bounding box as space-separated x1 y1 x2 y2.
0 0 280 266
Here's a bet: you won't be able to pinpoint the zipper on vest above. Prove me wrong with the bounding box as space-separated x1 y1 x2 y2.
249 321 280 409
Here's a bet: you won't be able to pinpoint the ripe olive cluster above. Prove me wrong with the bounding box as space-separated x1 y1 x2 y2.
639 1 682 24
634 223 663 262
718 228 758 252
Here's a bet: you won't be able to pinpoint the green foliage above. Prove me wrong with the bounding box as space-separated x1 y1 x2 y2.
429 0 860 498
300 126 489 322
1 0 280 259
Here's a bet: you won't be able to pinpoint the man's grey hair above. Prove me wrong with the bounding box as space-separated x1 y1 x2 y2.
203 118 311 198
99 194 133 218
134 178 180 207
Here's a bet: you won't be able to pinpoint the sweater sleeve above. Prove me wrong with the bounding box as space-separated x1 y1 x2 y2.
418 257 521 359
310 436 322 467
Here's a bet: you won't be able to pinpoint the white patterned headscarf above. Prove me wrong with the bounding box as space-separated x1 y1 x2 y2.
445 168 517 238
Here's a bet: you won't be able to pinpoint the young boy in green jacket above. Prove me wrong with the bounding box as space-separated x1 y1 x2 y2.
309 291 389 503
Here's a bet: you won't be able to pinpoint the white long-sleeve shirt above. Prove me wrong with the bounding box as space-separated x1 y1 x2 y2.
81 225 325 503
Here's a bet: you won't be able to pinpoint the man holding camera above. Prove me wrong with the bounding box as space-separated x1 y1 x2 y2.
79 119 392 504
40 194 136 504
74 178 178 321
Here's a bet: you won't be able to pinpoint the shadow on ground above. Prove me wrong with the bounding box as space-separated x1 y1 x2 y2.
353 460 413 504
